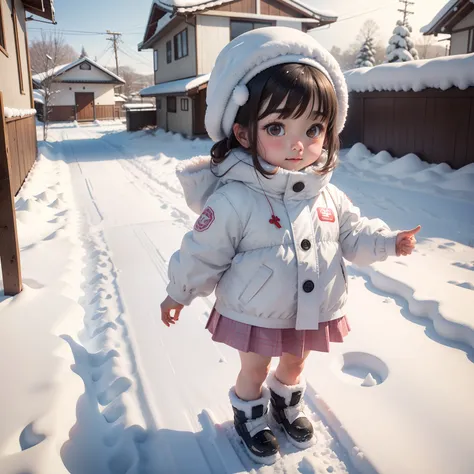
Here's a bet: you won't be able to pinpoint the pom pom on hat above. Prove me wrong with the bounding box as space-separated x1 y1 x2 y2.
232 85 249 106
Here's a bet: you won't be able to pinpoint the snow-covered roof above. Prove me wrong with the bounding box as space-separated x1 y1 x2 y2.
140 74 210 96
140 0 337 49
33 90 45 104
421 0 474 34
123 103 156 109
32 57 125 84
154 0 336 16
344 53 474 93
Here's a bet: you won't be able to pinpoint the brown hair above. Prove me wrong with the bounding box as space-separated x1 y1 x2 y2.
210 63 340 177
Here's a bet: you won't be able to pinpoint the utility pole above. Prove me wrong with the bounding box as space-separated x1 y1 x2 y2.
106 30 122 75
398 0 414 26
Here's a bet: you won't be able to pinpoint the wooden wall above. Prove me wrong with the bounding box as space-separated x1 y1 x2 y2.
340 87 474 169
5 114 37 195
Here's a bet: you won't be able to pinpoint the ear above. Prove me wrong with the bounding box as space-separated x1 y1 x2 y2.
232 123 250 149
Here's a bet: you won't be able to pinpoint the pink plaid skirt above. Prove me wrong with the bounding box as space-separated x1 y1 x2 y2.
205 308 350 358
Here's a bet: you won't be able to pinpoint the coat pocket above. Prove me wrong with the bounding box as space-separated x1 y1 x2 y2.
239 264 273 304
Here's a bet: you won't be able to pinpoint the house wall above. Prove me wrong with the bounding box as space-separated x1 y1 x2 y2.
196 15 230 74
167 100 193 136
152 20 197 84
154 96 192 136
0 0 32 109
49 83 116 106
454 9 474 29
451 29 469 54
59 64 115 82
275 19 302 29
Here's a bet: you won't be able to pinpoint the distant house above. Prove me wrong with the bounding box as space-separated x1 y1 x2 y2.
138 0 338 137
421 0 474 55
33 56 125 122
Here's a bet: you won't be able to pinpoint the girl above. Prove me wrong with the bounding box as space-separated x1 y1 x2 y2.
160 27 420 465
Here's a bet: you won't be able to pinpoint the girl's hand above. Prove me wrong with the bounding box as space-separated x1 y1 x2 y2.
160 296 184 327
396 225 421 257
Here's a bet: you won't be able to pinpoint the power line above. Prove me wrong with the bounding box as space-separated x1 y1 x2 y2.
338 1 399 23
29 27 108 36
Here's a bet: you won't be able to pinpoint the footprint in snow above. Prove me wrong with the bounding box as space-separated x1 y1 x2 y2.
331 351 389 388
448 280 474 291
452 261 474 271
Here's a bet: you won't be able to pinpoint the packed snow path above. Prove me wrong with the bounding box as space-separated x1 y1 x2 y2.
36 123 474 473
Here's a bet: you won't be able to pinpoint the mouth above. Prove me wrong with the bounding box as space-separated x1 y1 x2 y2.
285 158 303 161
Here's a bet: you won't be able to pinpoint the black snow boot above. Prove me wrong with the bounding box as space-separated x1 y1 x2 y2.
267 371 314 449
229 386 280 465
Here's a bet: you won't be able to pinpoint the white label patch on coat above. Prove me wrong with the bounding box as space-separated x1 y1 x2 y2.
194 206 215 232
317 207 335 222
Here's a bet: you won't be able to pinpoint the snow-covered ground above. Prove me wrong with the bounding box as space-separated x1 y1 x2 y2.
0 121 473 474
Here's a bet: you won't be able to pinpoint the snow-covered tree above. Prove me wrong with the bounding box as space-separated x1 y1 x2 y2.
355 39 375 68
385 20 419 63
80 46 88 58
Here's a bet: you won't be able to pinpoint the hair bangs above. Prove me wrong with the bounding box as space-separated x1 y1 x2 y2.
258 64 337 126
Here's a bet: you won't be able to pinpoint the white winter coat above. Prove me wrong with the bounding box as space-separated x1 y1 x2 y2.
167 149 398 330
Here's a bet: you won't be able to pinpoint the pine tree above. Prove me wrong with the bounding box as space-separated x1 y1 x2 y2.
80 46 88 58
385 20 419 63
355 39 376 68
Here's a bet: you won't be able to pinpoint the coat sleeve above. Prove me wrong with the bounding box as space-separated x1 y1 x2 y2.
330 186 399 266
166 191 243 305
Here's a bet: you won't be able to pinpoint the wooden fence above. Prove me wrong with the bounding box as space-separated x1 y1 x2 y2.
6 114 37 195
340 87 474 170
0 91 37 295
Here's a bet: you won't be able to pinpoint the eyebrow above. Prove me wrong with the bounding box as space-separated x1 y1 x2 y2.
264 110 327 121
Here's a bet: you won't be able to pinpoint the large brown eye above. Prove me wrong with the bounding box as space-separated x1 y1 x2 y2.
307 125 322 138
266 124 284 137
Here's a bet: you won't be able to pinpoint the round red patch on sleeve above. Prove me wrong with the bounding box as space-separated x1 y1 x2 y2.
194 206 215 232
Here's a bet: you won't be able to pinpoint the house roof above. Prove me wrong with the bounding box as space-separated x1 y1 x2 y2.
421 0 474 35
154 0 336 16
32 57 125 85
140 74 210 96
140 0 337 49
23 0 55 22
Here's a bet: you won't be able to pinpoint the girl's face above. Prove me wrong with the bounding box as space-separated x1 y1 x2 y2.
256 101 327 171
233 98 328 172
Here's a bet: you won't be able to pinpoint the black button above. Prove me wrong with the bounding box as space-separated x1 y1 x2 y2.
301 239 311 251
303 280 314 293
292 182 305 193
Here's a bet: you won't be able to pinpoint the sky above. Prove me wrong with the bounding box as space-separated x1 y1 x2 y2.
27 0 450 75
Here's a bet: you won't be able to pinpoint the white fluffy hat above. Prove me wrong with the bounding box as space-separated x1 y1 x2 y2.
205 27 348 142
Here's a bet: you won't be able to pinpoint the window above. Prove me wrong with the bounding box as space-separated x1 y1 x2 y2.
166 40 172 63
230 21 270 41
0 1 6 56
157 99 161 110
79 62 92 70
174 28 188 60
167 96 176 113
468 28 474 54
11 2 24 93
180 98 189 111
154 50 159 71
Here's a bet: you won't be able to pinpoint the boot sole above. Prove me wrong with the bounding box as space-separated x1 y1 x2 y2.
239 439 280 465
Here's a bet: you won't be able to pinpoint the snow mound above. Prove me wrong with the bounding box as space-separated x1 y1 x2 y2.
341 143 474 200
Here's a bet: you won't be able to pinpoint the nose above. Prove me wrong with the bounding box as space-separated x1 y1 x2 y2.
292 140 304 154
